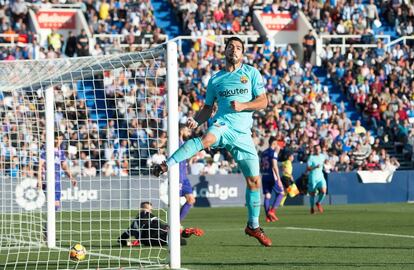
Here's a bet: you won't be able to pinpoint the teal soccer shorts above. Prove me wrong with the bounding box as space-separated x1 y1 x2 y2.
207 121 259 177
307 179 327 193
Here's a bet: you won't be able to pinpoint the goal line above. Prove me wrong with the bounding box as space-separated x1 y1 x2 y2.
0 235 155 264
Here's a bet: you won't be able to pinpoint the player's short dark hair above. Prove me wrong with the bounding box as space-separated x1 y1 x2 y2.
268 136 277 146
54 132 64 141
225 37 245 53
140 201 152 208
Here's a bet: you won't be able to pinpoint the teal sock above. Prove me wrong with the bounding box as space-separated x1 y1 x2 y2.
310 196 315 208
245 188 260 229
167 137 203 166
317 193 326 204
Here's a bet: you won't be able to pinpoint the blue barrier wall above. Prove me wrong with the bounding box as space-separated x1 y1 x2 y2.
328 171 414 204
187 166 414 206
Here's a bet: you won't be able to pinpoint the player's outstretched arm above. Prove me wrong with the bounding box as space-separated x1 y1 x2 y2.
272 158 282 189
37 159 45 189
230 93 268 112
188 105 213 128
62 160 77 187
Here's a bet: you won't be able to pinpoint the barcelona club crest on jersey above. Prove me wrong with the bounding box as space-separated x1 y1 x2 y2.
240 75 248 84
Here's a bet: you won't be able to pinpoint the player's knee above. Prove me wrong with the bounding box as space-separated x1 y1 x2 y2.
246 176 261 190
265 193 271 199
201 133 216 148
187 195 196 205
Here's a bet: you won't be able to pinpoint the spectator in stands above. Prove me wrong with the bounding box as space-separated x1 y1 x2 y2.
83 160 97 177
102 154 118 176
99 0 110 21
363 152 380 170
48 29 63 52
11 0 28 26
76 29 89 56
382 156 400 172
203 158 218 175
351 142 368 170
147 149 166 168
365 0 379 28
336 152 351 172
65 31 77 57
353 120 366 135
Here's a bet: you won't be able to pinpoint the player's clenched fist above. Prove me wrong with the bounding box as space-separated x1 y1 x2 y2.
230 100 245 112
70 177 78 187
186 117 198 129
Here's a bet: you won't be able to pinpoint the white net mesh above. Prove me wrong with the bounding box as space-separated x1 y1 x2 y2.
0 46 171 269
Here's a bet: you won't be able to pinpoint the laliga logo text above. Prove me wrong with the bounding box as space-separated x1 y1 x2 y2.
196 184 238 200
61 187 98 203
15 178 46 211
159 181 238 204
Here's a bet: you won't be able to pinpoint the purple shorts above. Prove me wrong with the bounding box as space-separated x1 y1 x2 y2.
42 182 61 201
180 178 193 197
262 175 283 194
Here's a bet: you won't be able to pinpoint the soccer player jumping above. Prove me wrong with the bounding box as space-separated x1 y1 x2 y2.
153 37 272 246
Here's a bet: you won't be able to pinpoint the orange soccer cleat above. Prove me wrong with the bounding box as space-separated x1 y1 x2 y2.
267 208 279 222
245 226 272 247
181 227 204 238
316 202 324 213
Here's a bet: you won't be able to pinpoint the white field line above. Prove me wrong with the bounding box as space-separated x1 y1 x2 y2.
284 227 414 239
205 226 414 239
0 235 155 264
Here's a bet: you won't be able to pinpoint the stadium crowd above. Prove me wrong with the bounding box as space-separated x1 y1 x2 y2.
303 0 414 41
0 0 165 60
0 0 411 179
169 0 260 40
320 41 414 165
2 0 414 58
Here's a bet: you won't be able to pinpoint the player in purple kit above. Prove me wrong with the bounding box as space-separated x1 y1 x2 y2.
260 136 284 222
178 125 196 222
37 133 77 210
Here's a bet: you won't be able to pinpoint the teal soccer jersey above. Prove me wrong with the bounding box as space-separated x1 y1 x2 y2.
204 64 265 177
205 64 265 133
307 154 326 183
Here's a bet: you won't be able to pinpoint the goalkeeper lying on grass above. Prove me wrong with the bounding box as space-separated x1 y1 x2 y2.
118 201 203 247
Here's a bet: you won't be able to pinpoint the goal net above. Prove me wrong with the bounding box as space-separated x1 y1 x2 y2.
0 43 180 269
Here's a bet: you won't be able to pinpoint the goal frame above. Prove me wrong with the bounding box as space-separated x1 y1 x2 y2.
40 41 181 269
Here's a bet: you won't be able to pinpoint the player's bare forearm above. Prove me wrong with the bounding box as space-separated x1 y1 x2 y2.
231 93 268 112
62 162 71 178
194 105 213 126
272 160 280 181
276 178 284 192
37 159 44 189
62 161 77 186
308 164 320 171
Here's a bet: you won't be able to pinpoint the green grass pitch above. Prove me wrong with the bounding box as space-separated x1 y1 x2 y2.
1 203 414 270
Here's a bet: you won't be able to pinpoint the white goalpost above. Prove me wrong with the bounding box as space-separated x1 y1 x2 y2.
166 42 181 270
0 42 181 269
